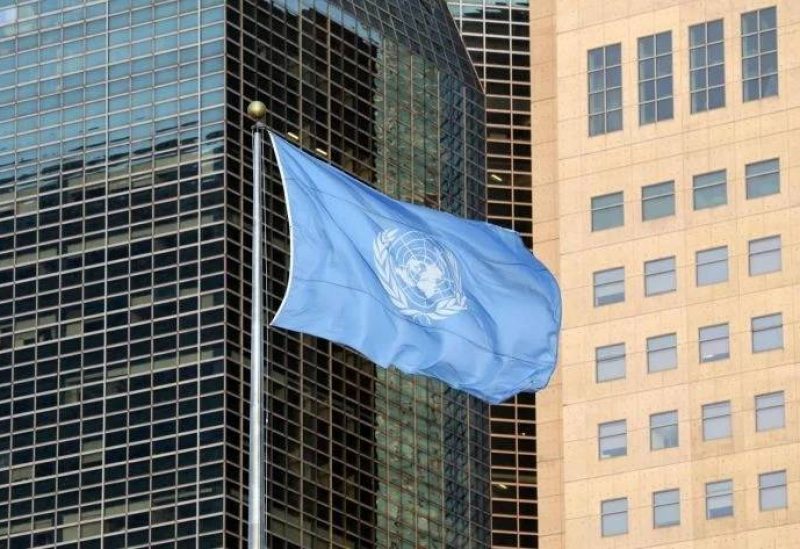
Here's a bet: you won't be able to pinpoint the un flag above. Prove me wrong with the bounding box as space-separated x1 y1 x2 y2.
269 133 561 404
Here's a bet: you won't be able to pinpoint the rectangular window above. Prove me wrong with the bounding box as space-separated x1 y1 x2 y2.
601 498 628 536
746 158 780 199
699 323 730 362
596 343 626 382
689 19 725 113
756 391 785 431
752 313 783 352
706 480 734 519
693 169 727 210
594 267 625 307
650 410 679 450
645 256 676 296
638 31 673 124
591 192 624 231
696 246 728 286
647 333 677 373
653 489 680 528
642 180 675 220
742 6 778 101
588 44 623 136
702 401 732 440
599 420 627 459
749 235 781 275
759 471 787 511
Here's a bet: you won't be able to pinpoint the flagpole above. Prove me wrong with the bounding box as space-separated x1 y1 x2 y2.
247 101 268 549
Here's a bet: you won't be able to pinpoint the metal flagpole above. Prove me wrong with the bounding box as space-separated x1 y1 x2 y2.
247 101 268 549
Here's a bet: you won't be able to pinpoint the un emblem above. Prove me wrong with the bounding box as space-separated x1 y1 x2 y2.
373 228 467 323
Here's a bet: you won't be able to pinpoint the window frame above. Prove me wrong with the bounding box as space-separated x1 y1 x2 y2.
741 6 778 102
650 410 679 451
699 323 730 363
598 419 627 460
702 400 732 441
706 479 734 519
745 158 780 199
591 191 624 231
696 246 729 286
653 488 680 528
748 235 781 276
693 169 727 210
689 19 726 113
641 180 675 221
638 31 674 124
601 497 628 537
588 43 623 136
593 267 625 307
759 470 787 511
596 343 626 382
752 313 783 353
755 391 785 432
644 256 677 296
646 333 677 373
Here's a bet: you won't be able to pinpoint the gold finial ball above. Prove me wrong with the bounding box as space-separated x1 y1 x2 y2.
247 101 267 120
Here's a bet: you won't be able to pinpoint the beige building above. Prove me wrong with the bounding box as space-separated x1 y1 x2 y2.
532 1 800 547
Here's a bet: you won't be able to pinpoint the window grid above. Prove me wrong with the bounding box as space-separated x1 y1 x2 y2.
756 391 785 432
742 6 778 101
638 31 673 124
696 246 728 286
702 401 732 441
689 19 725 113
752 313 783 352
641 180 675 221
588 44 622 136
699 323 730 363
746 158 780 199
650 410 679 450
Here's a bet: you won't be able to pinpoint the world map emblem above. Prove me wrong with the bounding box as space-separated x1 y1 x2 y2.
373 228 468 323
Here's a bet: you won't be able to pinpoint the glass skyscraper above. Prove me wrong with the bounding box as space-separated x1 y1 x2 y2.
0 0 488 547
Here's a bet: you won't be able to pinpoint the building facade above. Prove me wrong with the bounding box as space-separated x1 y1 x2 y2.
447 1 539 547
534 1 800 547
0 0 490 547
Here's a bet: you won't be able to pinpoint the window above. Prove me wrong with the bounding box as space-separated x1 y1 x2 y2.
647 333 677 373
699 323 729 362
638 31 673 124
746 158 780 199
693 169 727 210
599 420 627 459
644 256 676 296
749 235 781 275
752 313 783 352
596 343 625 382
642 181 675 220
742 6 778 101
650 410 678 450
755 391 785 431
759 471 787 511
696 246 728 286
689 19 725 112
653 489 680 528
588 44 623 136
591 192 624 231
702 401 732 440
706 480 734 519
601 498 628 536
594 267 625 307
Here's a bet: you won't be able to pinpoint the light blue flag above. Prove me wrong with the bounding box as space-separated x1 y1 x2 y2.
269 133 561 404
